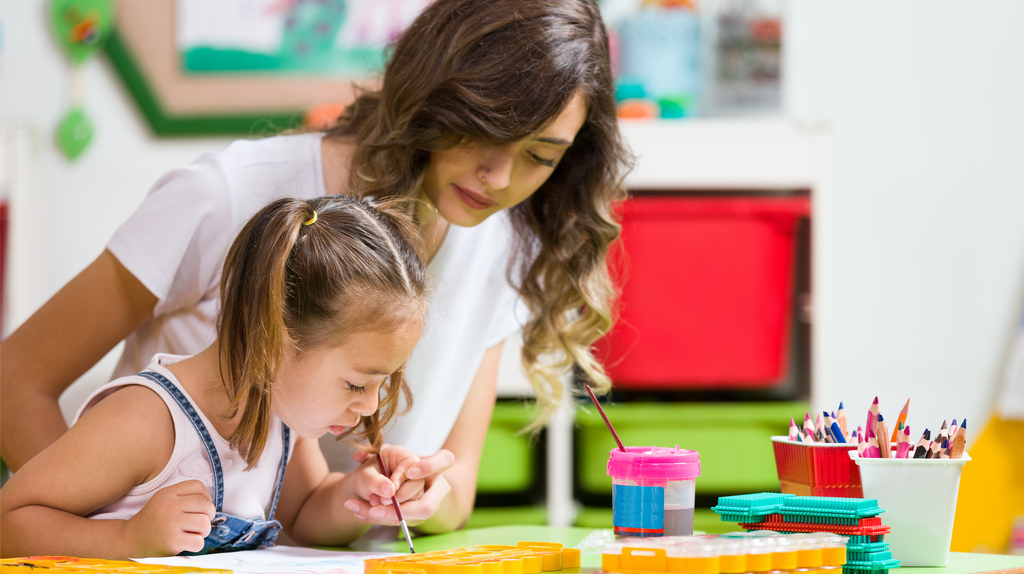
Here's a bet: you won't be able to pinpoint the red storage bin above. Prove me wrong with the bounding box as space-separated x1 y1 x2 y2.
596 196 810 389
771 436 863 498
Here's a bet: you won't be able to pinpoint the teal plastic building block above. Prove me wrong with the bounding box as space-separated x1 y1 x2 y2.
711 492 795 522
779 496 884 525
843 557 901 574
846 534 886 544
845 541 891 554
847 549 894 562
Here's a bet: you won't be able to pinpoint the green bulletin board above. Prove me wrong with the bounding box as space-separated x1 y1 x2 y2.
106 0 426 136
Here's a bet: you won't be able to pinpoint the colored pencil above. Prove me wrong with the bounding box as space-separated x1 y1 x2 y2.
866 433 881 458
864 425 880 458
866 396 879 438
875 413 891 458
913 429 931 459
803 412 817 443
935 420 949 453
950 419 967 459
822 411 836 441
939 437 950 459
950 419 959 440
890 398 910 443
927 438 942 459
789 417 800 441
896 424 911 458
825 411 846 444
837 402 848 437
816 412 828 442
857 427 867 457
585 384 626 452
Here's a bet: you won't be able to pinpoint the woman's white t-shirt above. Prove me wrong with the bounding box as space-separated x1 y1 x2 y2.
106 133 526 468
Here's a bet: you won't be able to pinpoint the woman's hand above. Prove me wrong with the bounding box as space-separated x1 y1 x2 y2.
344 445 454 526
124 481 215 557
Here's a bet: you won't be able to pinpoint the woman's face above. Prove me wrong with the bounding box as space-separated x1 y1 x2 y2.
271 321 422 440
422 91 589 227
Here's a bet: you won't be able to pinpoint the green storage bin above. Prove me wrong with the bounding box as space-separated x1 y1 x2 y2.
467 506 548 528
576 402 806 495
476 401 536 494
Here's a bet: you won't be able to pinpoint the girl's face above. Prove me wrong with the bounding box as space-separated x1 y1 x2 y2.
422 91 589 228
271 321 423 440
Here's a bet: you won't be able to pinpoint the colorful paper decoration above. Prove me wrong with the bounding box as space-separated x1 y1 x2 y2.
48 0 114 160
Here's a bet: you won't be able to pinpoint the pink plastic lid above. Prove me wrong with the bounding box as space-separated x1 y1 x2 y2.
606 445 701 480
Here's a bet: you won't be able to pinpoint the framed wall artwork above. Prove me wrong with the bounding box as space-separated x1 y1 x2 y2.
107 0 430 136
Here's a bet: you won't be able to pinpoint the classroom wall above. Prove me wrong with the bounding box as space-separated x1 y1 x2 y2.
3 1 1024 441
0 0 233 414
786 0 1024 436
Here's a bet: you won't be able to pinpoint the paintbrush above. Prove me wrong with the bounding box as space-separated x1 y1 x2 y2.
376 452 415 553
586 384 626 452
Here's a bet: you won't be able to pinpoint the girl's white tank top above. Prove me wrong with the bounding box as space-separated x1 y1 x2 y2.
73 354 294 521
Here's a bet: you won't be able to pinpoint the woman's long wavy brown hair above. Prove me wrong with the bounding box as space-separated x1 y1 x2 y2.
326 0 631 430
218 195 428 468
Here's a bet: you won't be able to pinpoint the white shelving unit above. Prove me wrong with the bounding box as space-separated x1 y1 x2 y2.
495 118 831 527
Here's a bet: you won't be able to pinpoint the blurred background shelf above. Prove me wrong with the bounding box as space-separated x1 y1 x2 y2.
476 117 827 529
619 119 826 191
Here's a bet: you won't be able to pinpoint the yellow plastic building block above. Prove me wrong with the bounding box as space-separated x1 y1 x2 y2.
364 541 580 574
0 557 229 574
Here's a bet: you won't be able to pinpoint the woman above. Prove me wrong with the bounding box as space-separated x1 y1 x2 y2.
0 0 630 534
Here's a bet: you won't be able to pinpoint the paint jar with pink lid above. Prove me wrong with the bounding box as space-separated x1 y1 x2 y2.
607 445 701 537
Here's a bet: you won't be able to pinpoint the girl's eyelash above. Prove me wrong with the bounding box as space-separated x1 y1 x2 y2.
347 383 367 394
529 152 557 168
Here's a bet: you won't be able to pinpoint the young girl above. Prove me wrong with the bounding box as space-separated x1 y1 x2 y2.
1 0 629 533
0 195 430 558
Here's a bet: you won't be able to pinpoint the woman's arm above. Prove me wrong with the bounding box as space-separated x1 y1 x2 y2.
0 385 213 559
347 342 502 533
0 250 157 471
413 341 502 533
278 342 503 543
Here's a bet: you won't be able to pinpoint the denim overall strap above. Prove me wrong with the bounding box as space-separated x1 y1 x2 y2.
137 371 225 512
137 370 292 554
266 425 290 520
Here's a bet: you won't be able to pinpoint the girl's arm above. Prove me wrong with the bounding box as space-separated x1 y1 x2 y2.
0 385 214 559
274 437 423 546
0 250 157 471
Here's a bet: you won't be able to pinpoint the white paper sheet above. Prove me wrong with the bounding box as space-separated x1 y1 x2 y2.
134 545 400 574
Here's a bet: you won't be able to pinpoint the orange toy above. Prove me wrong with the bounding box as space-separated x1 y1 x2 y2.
0 556 228 574
364 542 581 574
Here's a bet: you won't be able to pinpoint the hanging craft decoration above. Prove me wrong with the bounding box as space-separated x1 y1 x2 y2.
48 0 115 160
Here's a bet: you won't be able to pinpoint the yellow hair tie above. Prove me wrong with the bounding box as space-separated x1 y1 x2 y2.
303 211 318 226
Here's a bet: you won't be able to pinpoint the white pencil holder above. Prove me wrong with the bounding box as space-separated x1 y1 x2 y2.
848 450 971 566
